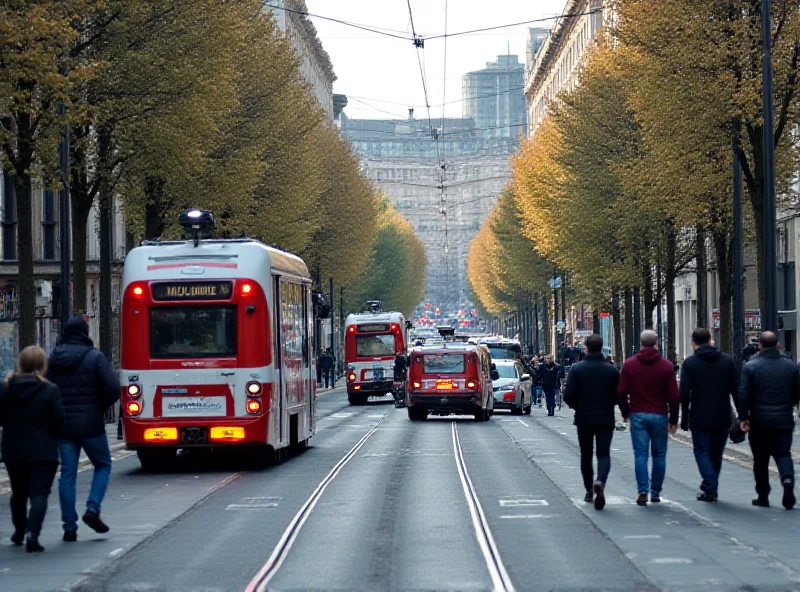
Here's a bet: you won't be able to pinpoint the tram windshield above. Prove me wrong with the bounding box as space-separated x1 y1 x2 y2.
150 306 237 358
355 334 395 358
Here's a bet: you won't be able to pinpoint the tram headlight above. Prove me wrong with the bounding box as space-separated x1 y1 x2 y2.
127 384 141 399
347 371 356 382
246 381 262 396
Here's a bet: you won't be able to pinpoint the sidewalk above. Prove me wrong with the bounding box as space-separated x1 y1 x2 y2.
0 422 127 491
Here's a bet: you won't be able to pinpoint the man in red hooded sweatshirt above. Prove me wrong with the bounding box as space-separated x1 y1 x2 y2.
618 330 680 506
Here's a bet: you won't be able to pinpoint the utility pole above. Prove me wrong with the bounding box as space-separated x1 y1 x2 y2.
656 254 663 347
58 57 71 326
329 277 335 388
761 0 778 332
733 123 745 370
533 297 539 354
633 286 642 346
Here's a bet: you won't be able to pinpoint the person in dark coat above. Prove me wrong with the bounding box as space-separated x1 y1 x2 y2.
320 349 334 389
0 346 64 552
563 334 620 510
679 328 739 502
738 331 799 510
47 314 120 540
538 355 563 416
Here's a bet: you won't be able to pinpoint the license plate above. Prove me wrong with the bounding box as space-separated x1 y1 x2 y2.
435 380 454 390
372 368 384 381
162 396 226 417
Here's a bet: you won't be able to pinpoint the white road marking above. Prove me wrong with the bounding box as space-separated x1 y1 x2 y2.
452 422 515 592
516 418 529 427
226 497 281 510
651 558 693 565
245 413 390 592
109 548 125 558
499 514 552 519
499 499 548 507
624 534 662 539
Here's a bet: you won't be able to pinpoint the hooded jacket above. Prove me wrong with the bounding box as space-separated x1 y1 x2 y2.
563 353 620 426
679 345 738 430
617 347 680 424
0 375 64 463
46 315 121 438
738 348 800 431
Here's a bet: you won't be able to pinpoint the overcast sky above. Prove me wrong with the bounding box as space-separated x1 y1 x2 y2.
306 0 568 120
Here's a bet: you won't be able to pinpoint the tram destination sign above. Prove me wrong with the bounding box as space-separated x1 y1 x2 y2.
358 323 389 333
152 281 233 301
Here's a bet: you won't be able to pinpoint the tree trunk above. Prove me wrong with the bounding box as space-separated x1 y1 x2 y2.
612 291 623 364
624 287 634 359
69 125 91 313
144 176 169 240
643 265 655 330
14 174 35 348
541 292 550 355
665 232 677 363
592 310 600 334
98 126 113 358
696 226 708 327
70 198 92 314
715 229 733 353
633 285 642 343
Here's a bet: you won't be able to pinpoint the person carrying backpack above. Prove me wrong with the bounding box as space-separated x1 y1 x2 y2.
47 315 120 541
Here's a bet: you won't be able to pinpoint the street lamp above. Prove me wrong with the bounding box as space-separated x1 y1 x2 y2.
762 0 778 332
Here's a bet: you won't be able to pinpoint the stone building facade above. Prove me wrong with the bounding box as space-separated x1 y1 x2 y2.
462 55 527 140
267 0 336 120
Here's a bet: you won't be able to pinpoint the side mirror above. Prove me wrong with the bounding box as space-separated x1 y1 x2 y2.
491 370 500 381
521 373 531 381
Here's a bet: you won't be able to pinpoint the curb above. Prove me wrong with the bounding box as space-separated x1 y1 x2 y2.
0 440 129 489
669 430 778 474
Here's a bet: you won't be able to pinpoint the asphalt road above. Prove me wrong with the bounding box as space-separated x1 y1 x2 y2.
1 389 799 592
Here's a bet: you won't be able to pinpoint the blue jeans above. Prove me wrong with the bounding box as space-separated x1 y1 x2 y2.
544 389 558 414
691 428 728 495
59 434 112 532
630 413 669 495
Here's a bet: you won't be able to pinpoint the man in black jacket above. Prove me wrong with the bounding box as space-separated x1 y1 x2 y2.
738 331 799 510
679 328 738 502
538 354 563 416
564 334 620 510
47 315 121 540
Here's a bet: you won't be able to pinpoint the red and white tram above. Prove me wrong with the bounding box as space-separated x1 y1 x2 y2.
344 305 408 405
120 210 316 469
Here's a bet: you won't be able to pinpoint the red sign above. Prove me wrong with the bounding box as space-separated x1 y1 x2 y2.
599 312 611 318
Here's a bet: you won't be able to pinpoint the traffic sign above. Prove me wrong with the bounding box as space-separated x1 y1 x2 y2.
548 277 563 289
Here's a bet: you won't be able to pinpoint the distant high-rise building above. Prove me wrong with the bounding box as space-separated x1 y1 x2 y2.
462 55 527 142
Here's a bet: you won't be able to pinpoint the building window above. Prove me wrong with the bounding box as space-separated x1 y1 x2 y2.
43 189 56 260
2 169 16 261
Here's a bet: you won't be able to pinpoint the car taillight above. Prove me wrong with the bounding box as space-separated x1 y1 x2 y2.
466 380 478 389
503 392 515 401
348 372 356 382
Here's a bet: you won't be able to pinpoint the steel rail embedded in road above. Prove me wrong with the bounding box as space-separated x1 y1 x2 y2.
452 422 515 592
245 411 392 592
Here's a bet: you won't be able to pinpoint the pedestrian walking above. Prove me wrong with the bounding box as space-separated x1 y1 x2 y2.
47 315 121 541
320 348 334 389
738 331 798 510
679 328 738 502
563 334 620 510
0 346 64 552
618 330 679 506
316 353 324 387
538 355 562 416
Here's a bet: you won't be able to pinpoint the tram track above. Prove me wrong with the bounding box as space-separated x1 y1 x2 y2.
452 421 515 592
245 409 392 592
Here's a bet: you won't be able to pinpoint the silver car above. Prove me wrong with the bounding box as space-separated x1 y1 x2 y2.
492 360 533 415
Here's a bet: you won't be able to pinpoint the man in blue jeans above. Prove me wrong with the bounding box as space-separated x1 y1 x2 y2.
47 315 120 540
618 330 680 506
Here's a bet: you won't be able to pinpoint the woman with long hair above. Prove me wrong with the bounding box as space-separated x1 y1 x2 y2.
0 346 64 551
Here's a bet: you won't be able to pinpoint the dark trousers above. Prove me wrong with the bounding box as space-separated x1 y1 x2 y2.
577 425 614 492
323 371 331 388
544 388 557 414
6 461 58 537
749 429 794 497
691 427 729 495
